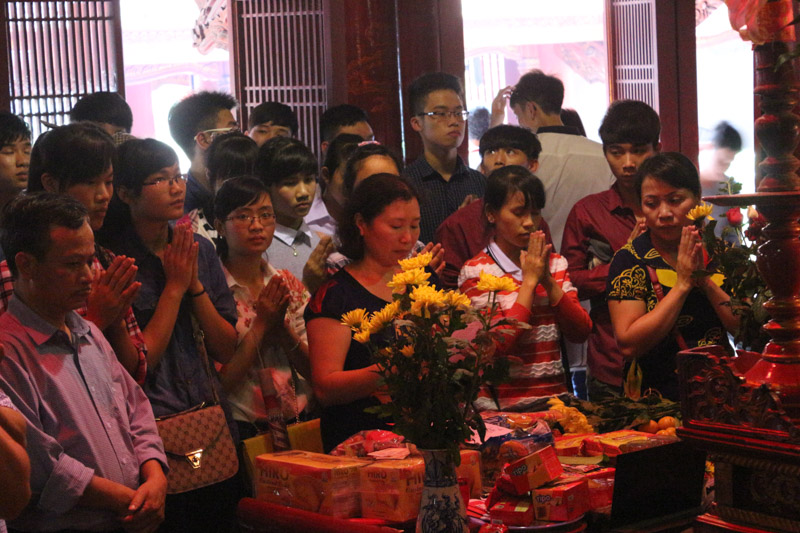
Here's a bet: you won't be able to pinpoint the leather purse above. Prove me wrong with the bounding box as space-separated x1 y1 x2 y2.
156 316 239 494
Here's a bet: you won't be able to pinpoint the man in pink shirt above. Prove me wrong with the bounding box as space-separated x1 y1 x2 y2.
0 193 167 533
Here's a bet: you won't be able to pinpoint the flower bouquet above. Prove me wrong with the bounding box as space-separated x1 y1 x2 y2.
340 252 520 464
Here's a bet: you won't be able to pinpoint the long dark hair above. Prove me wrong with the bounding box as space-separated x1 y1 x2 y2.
338 173 418 261
213 176 270 260
96 138 179 247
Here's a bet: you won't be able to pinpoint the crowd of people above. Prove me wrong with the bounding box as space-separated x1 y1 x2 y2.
0 69 739 532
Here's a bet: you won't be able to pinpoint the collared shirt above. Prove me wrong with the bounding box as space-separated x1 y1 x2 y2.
0 296 167 532
536 131 615 251
223 260 313 423
184 170 214 218
458 242 590 411
0 245 148 385
305 190 337 237
403 154 486 244
265 220 321 284
561 184 637 387
109 225 238 430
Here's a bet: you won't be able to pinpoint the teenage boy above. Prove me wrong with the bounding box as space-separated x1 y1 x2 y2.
509 69 614 251
247 101 299 146
404 72 486 244
561 99 661 401
435 125 545 288
255 137 335 294
168 91 238 217
0 113 31 260
319 104 374 156
70 91 134 144
0 193 167 532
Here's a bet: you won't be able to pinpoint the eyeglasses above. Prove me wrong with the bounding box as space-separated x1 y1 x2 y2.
142 175 188 188
226 211 276 227
416 110 470 122
198 126 240 142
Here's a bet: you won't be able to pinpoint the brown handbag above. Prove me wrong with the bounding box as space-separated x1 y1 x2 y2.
156 317 239 494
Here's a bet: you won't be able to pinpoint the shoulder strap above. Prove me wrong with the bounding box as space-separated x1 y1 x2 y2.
190 314 221 405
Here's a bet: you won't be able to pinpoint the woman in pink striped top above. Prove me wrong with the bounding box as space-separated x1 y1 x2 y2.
458 166 591 411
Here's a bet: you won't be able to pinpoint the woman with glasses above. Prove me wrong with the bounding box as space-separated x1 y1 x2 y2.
98 138 240 533
212 176 315 448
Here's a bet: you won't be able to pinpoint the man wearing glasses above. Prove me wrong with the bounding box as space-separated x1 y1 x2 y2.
167 91 239 219
403 72 486 244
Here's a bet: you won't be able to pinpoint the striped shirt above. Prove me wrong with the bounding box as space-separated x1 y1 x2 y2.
459 241 589 411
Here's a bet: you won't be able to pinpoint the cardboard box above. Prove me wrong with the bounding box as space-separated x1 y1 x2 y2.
255 450 366 517
582 431 653 457
504 446 563 495
359 457 424 522
586 468 615 510
456 449 482 499
489 496 534 527
532 479 590 522
554 433 595 456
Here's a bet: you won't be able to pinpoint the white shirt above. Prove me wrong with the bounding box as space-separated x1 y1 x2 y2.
305 191 337 237
537 131 615 252
265 220 320 283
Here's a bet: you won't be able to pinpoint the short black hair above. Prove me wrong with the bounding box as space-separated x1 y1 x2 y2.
712 121 742 153
483 165 546 217
1 192 88 277
635 152 700 200
322 133 363 184
343 142 403 195
0 112 31 147
407 72 464 116
509 70 564 115
168 91 238 158
338 174 418 261
70 92 133 132
28 122 116 192
479 125 542 161
248 101 298 136
205 131 259 190
320 104 371 143
213 176 270 260
599 99 661 148
254 136 318 187
561 108 586 137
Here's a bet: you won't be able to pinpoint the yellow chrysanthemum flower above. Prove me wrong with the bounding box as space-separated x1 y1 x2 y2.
368 301 401 333
341 308 369 331
410 285 447 318
446 291 472 312
400 345 415 357
475 271 519 293
353 329 371 344
399 252 433 271
686 202 715 222
387 267 430 294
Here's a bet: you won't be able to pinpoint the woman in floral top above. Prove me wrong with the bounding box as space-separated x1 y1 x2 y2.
213 177 314 441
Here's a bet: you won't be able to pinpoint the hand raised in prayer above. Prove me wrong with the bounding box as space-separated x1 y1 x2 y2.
255 274 290 332
85 255 141 330
162 223 198 296
302 234 335 294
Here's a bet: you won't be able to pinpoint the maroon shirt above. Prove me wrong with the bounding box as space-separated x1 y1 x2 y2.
434 199 553 289
560 183 636 386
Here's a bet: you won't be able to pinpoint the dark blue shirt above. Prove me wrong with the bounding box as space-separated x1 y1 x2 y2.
184 169 214 217
109 224 238 435
402 155 486 244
